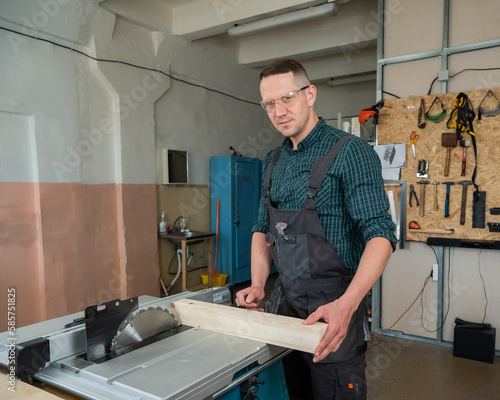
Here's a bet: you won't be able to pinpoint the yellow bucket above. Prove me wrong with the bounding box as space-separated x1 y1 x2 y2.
201 272 228 287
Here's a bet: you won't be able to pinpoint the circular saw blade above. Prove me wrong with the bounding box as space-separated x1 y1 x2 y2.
110 306 178 352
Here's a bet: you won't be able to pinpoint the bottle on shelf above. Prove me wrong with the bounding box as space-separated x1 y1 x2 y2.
159 212 167 234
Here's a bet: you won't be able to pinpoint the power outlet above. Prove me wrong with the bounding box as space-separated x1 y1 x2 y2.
432 264 438 281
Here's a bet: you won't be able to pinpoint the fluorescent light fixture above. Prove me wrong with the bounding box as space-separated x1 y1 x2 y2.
327 73 377 87
228 3 339 38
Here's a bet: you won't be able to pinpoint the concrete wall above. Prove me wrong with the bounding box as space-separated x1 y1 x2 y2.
380 0 500 350
8 0 492 340
316 80 376 128
0 0 275 330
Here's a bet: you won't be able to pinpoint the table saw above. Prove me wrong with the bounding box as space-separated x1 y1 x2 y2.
0 287 290 399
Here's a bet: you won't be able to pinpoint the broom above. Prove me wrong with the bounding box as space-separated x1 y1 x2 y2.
213 198 220 278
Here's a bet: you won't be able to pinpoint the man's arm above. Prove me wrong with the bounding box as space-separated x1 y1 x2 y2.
304 236 393 362
235 232 273 310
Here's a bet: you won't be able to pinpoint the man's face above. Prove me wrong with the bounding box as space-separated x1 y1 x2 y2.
260 72 316 144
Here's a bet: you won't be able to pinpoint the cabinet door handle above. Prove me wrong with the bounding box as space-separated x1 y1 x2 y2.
233 220 240 227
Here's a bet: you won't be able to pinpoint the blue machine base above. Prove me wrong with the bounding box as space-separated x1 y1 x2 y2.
219 359 289 400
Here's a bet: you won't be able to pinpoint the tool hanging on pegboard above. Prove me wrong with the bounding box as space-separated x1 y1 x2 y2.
447 93 486 228
359 100 384 125
417 159 429 178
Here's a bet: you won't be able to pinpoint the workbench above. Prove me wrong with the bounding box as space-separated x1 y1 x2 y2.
0 289 290 400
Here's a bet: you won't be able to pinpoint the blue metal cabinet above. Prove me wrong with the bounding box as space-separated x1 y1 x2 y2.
210 156 261 284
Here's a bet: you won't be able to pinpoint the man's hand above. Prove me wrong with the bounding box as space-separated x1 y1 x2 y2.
235 286 265 311
304 237 393 362
303 297 356 363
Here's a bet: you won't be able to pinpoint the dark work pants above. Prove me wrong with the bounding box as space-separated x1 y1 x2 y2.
282 350 367 400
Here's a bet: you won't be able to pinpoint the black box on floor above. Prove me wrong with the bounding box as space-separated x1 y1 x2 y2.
453 321 496 364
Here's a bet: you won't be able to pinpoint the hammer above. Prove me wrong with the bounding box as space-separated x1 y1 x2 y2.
443 182 455 218
458 181 472 225
460 140 471 176
417 180 430 217
442 132 457 177
432 182 440 211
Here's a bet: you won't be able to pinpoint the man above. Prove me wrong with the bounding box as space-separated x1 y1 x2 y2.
235 58 397 399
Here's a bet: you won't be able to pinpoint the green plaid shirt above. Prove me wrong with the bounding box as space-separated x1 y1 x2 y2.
253 118 396 273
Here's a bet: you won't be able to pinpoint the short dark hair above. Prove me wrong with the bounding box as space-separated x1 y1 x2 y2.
259 58 310 84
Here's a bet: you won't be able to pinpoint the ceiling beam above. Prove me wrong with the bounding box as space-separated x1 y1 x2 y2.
236 0 378 67
227 3 339 38
300 47 378 82
100 0 169 32
170 0 326 40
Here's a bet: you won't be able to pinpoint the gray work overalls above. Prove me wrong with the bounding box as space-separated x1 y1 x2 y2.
264 135 369 363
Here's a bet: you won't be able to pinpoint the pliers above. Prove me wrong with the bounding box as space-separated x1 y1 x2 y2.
409 184 419 207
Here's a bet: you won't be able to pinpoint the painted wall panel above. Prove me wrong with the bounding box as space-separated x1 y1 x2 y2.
0 0 94 46
448 48 500 93
0 182 45 329
383 57 443 98
381 242 438 340
0 31 119 184
0 111 36 182
39 183 122 319
117 184 160 299
383 0 443 59
0 181 160 330
449 0 500 47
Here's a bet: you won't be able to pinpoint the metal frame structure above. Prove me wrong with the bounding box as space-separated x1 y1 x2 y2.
377 0 500 100
373 0 500 356
371 180 406 334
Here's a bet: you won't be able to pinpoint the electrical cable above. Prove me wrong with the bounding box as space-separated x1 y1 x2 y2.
427 67 500 96
383 67 500 100
424 242 439 264
369 273 432 345
478 250 488 323
421 247 452 333
0 25 260 106
382 90 401 99
167 250 205 274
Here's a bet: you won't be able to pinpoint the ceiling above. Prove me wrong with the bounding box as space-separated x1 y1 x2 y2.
100 0 378 85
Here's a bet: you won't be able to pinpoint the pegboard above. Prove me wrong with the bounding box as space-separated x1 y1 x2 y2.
378 88 500 242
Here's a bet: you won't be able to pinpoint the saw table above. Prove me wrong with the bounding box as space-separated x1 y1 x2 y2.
0 287 290 400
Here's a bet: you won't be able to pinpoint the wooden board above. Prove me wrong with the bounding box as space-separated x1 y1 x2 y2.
384 183 402 241
170 299 327 354
378 88 500 242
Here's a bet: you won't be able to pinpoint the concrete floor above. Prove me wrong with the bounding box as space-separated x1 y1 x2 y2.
236 274 500 400
366 336 499 400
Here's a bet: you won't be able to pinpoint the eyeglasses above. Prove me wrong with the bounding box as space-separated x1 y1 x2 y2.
260 85 310 112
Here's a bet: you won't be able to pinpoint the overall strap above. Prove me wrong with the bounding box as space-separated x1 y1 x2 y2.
305 135 353 208
263 146 282 200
